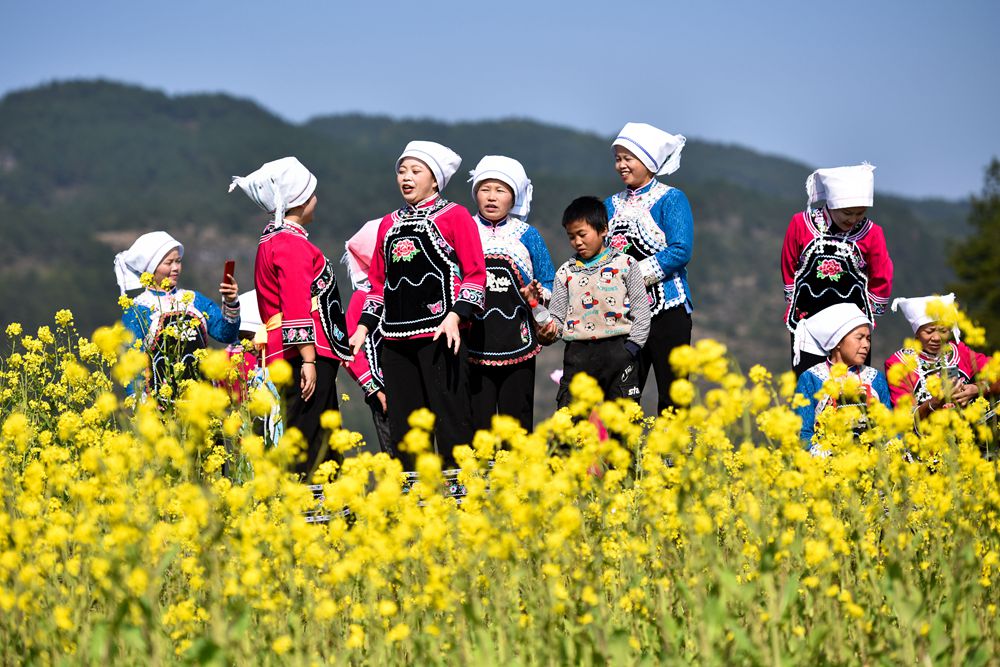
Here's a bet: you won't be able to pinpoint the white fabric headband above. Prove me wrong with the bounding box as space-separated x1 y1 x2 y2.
891 293 961 341
468 155 534 220
113 231 183 295
229 156 317 224
806 163 875 210
396 141 462 192
612 122 686 176
792 302 872 366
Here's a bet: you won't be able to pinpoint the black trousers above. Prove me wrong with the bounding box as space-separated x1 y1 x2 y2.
557 336 640 408
284 356 340 480
638 306 693 413
366 394 394 455
381 336 474 470
470 357 536 431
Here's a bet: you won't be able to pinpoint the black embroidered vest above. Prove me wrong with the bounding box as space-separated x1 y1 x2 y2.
148 311 207 400
467 253 540 365
312 258 352 359
381 200 459 338
785 209 873 332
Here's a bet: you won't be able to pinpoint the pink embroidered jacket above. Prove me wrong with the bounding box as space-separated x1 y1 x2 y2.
780 208 893 330
885 342 989 407
360 195 486 340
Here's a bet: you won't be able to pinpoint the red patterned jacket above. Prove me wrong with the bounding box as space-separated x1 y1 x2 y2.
254 221 351 365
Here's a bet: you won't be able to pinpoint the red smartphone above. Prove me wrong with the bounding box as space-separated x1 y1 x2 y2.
222 260 236 285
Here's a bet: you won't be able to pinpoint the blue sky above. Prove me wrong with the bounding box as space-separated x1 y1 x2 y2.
3 0 997 200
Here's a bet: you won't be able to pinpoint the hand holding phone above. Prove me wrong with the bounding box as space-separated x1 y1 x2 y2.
223 260 236 285
220 259 238 303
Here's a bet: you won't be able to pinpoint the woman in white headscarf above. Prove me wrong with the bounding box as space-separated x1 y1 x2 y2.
115 231 241 398
231 156 352 480
605 122 694 413
781 164 894 376
348 141 486 470
466 155 555 431
793 303 892 444
885 294 996 419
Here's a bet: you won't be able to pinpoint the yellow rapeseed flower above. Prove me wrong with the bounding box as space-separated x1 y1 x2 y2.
670 378 696 407
269 359 293 387
271 635 293 654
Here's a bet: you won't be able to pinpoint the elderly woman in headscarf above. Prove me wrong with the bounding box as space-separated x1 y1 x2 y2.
115 231 241 398
348 141 486 470
793 303 892 445
885 293 997 420
466 155 555 431
230 156 352 479
605 122 694 413
781 164 894 377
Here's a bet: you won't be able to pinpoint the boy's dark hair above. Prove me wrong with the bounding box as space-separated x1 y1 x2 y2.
561 196 608 233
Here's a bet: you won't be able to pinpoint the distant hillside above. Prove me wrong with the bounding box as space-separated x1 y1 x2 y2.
0 80 970 397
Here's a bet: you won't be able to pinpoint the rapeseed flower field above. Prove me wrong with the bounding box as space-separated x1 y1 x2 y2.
1 310 999 665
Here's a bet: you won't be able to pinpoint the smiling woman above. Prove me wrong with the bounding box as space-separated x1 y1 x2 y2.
349 141 486 470
114 230 241 399
605 122 694 414
885 293 998 422
792 302 892 447
781 164 894 377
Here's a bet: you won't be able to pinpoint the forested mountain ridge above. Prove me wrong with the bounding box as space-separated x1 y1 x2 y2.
0 80 968 378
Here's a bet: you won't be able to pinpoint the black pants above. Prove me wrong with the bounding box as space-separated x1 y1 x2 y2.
470 357 536 431
284 356 340 480
638 306 693 413
366 394 394 455
382 336 474 470
557 336 640 408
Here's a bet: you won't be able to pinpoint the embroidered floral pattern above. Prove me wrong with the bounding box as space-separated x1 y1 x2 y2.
458 286 486 310
282 324 315 345
391 238 420 262
816 259 844 281
608 234 631 253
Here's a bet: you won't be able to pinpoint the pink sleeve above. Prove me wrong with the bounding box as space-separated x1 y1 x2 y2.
958 343 990 378
273 235 317 344
441 206 486 318
863 225 894 316
884 353 915 407
344 290 378 394
358 215 393 331
780 213 804 301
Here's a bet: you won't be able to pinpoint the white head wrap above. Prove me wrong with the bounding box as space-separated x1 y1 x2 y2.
342 218 383 291
228 157 317 224
792 303 872 366
396 141 462 191
113 231 184 295
468 155 534 220
612 122 686 176
891 293 961 341
237 290 263 332
806 163 875 210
